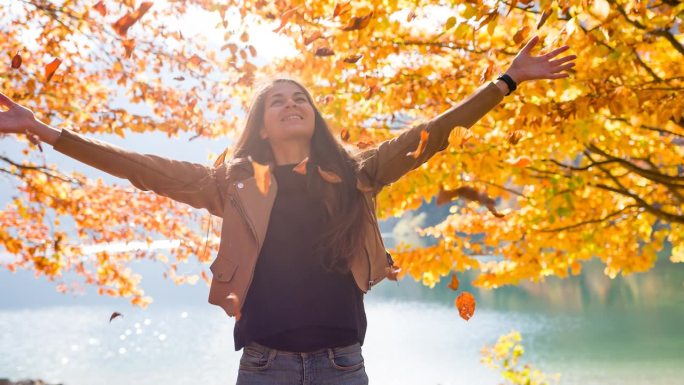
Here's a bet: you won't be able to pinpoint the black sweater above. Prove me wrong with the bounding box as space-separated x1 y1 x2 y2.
233 163 367 352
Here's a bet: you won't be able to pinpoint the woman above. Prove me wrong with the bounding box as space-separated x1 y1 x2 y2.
0 35 575 384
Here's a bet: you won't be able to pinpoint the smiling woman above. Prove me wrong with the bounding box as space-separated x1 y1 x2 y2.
0 34 575 384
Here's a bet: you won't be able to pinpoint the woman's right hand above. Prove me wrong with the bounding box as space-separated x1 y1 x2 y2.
0 91 41 135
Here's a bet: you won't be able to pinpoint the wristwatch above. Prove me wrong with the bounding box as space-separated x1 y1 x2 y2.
496 73 517 96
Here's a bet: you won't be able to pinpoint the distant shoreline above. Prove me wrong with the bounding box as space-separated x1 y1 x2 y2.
0 379 63 385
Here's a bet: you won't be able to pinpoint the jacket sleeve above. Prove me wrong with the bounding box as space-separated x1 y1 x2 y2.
52 128 228 217
357 81 504 192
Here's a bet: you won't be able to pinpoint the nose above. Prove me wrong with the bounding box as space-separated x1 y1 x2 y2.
284 97 298 109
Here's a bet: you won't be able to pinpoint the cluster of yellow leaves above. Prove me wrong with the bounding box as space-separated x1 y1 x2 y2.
481 330 561 385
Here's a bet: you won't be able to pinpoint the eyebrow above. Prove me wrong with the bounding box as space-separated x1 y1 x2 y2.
269 91 307 100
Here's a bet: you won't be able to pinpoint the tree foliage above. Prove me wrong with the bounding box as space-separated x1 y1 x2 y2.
1 0 682 306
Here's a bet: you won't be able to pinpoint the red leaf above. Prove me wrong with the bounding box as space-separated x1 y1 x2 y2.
11 53 21 69
406 128 429 158
93 1 107 17
109 311 123 322
112 2 153 37
342 54 363 63
293 157 308 175
341 11 374 31
333 2 352 18
448 273 460 291
250 157 271 195
340 128 350 141
315 47 335 56
44 58 62 83
273 6 300 33
455 291 476 321
304 31 323 45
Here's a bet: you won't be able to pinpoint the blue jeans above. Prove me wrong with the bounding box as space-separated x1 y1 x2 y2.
236 341 369 385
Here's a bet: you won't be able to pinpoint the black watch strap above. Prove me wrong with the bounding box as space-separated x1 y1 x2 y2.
496 73 517 95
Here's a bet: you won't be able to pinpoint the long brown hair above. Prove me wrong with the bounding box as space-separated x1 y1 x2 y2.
226 78 370 274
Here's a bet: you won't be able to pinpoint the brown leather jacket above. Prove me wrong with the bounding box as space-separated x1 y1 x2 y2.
51 82 504 318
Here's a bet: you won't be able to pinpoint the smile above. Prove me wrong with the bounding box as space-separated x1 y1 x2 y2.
281 114 303 122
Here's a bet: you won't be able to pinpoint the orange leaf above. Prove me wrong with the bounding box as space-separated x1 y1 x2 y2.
122 39 135 58
273 6 300 33
406 128 429 158
187 54 203 66
293 157 308 175
304 31 323 45
480 62 494 83
341 11 374 31
455 291 476 321
448 273 460 291
227 292 242 320
315 47 335 56
112 2 153 37
343 54 363 63
507 130 523 145
340 128 350 141
11 53 22 69
507 156 532 168
250 158 271 195
93 1 107 17
333 2 352 18
317 166 342 183
513 25 530 45
537 9 551 29
44 58 62 83
109 311 123 322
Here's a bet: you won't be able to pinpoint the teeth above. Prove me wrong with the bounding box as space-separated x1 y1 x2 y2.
283 115 303 121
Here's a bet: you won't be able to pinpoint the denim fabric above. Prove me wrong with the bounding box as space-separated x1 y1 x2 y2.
236 340 369 385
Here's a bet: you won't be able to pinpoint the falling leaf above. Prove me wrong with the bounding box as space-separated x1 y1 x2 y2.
340 128 350 141
273 6 300 33
173 76 185 81
317 166 342 183
315 47 335 56
513 26 530 44
507 156 532 167
112 2 153 37
333 2 352 18
436 186 505 217
453 126 472 148
448 273 460 291
227 292 242 320
122 39 135 58
507 130 523 145
250 157 271 195
213 148 229 167
293 157 308 175
93 1 107 17
386 265 401 281
537 9 551 29
455 291 476 320
109 311 123 322
406 9 417 22
343 54 363 63
11 53 21 69
44 58 62 83
341 12 373 31
304 31 323 45
187 54 203 66
406 128 429 158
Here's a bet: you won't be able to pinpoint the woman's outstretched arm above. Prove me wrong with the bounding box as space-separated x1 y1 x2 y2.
0 92 228 217
358 35 576 192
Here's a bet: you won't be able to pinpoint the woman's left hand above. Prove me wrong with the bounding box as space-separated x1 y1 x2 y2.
504 35 577 84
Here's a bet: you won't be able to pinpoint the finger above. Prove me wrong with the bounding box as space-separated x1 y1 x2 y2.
547 72 570 79
542 45 570 59
549 55 577 66
521 35 540 54
552 62 576 72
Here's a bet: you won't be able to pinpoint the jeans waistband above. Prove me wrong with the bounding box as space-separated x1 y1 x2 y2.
245 340 361 358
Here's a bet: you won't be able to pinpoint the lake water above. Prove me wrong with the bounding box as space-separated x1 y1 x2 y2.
1 256 683 385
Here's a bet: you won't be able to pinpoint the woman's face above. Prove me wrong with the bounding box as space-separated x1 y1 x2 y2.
259 82 315 143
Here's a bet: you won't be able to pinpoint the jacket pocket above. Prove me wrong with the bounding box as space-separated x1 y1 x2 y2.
209 257 238 282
